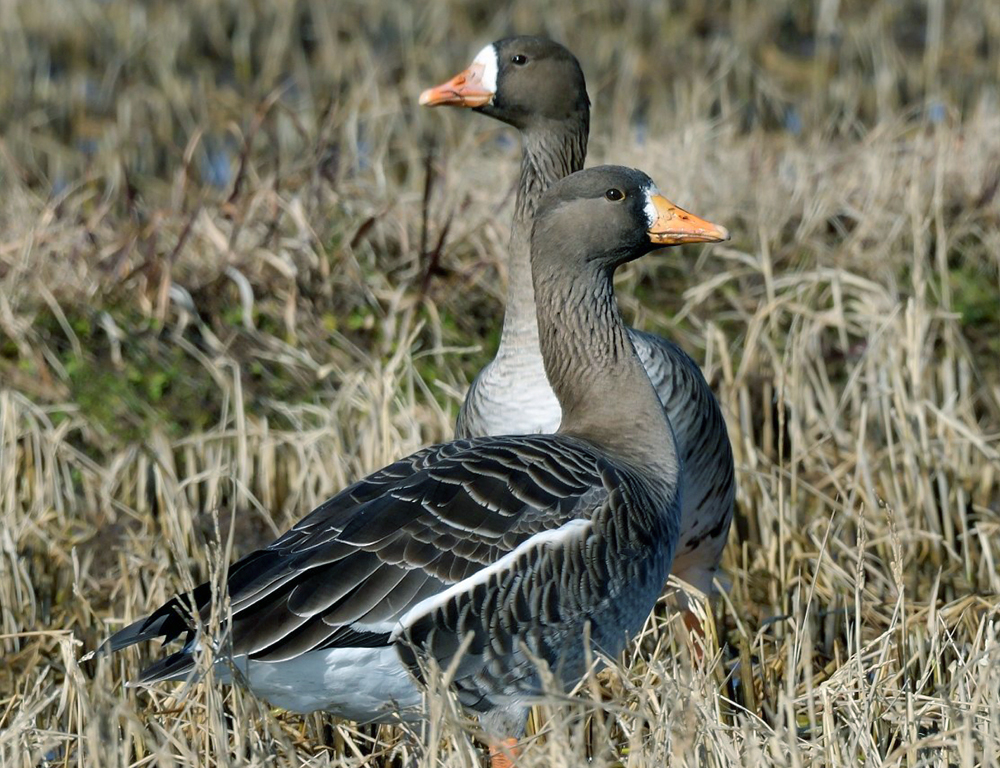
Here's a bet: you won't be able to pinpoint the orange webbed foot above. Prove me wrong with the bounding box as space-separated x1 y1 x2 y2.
488 737 520 768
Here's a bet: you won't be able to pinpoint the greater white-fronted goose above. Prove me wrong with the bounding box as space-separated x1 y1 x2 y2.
421 37 736 614
93 166 729 766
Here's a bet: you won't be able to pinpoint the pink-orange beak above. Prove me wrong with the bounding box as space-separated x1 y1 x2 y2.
647 194 729 245
419 63 494 108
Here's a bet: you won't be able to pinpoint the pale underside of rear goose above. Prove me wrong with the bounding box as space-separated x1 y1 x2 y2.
423 38 736 596
104 434 676 730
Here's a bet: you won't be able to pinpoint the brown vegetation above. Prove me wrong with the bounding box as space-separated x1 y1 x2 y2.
1 0 998 765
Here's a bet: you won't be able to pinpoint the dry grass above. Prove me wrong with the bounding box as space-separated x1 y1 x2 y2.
2 0 999 765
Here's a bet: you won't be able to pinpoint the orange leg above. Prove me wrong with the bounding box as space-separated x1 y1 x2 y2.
682 608 707 663
682 608 704 636
488 737 519 768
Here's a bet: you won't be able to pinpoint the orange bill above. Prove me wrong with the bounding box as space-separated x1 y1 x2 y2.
419 63 494 108
646 194 729 245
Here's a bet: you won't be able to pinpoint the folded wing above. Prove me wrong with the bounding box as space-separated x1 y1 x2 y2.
103 434 614 683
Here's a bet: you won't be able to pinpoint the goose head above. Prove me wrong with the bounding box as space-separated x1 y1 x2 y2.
531 165 730 274
419 36 589 131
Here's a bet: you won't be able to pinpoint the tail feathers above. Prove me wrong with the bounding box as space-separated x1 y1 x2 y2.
85 583 213 661
103 612 174 654
132 649 198 685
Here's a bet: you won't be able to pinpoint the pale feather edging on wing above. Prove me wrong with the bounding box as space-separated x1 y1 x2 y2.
390 517 593 641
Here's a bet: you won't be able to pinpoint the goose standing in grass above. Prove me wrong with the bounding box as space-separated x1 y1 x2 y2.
421 38 736 618
94 166 729 766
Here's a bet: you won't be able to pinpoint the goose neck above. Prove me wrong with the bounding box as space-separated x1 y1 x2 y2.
499 119 589 357
532 259 679 481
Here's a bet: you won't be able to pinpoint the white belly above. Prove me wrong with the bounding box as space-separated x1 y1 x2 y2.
226 646 423 720
471 354 561 436
478 384 561 435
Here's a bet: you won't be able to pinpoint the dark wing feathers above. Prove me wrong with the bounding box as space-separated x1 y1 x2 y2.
629 328 735 558
104 435 610 676
103 581 214 655
321 563 411 625
132 649 199 684
284 551 383 617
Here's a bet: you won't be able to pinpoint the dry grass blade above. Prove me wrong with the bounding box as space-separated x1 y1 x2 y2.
1 0 999 766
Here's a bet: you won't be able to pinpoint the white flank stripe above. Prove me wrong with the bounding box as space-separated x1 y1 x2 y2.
392 518 592 639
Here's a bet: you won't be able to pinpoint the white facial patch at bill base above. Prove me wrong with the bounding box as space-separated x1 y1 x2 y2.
643 186 662 228
472 44 499 97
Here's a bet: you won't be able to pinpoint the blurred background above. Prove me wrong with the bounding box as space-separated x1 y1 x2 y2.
2 1 999 765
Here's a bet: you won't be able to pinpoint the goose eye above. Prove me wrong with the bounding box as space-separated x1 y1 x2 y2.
605 188 625 202
511 54 528 65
